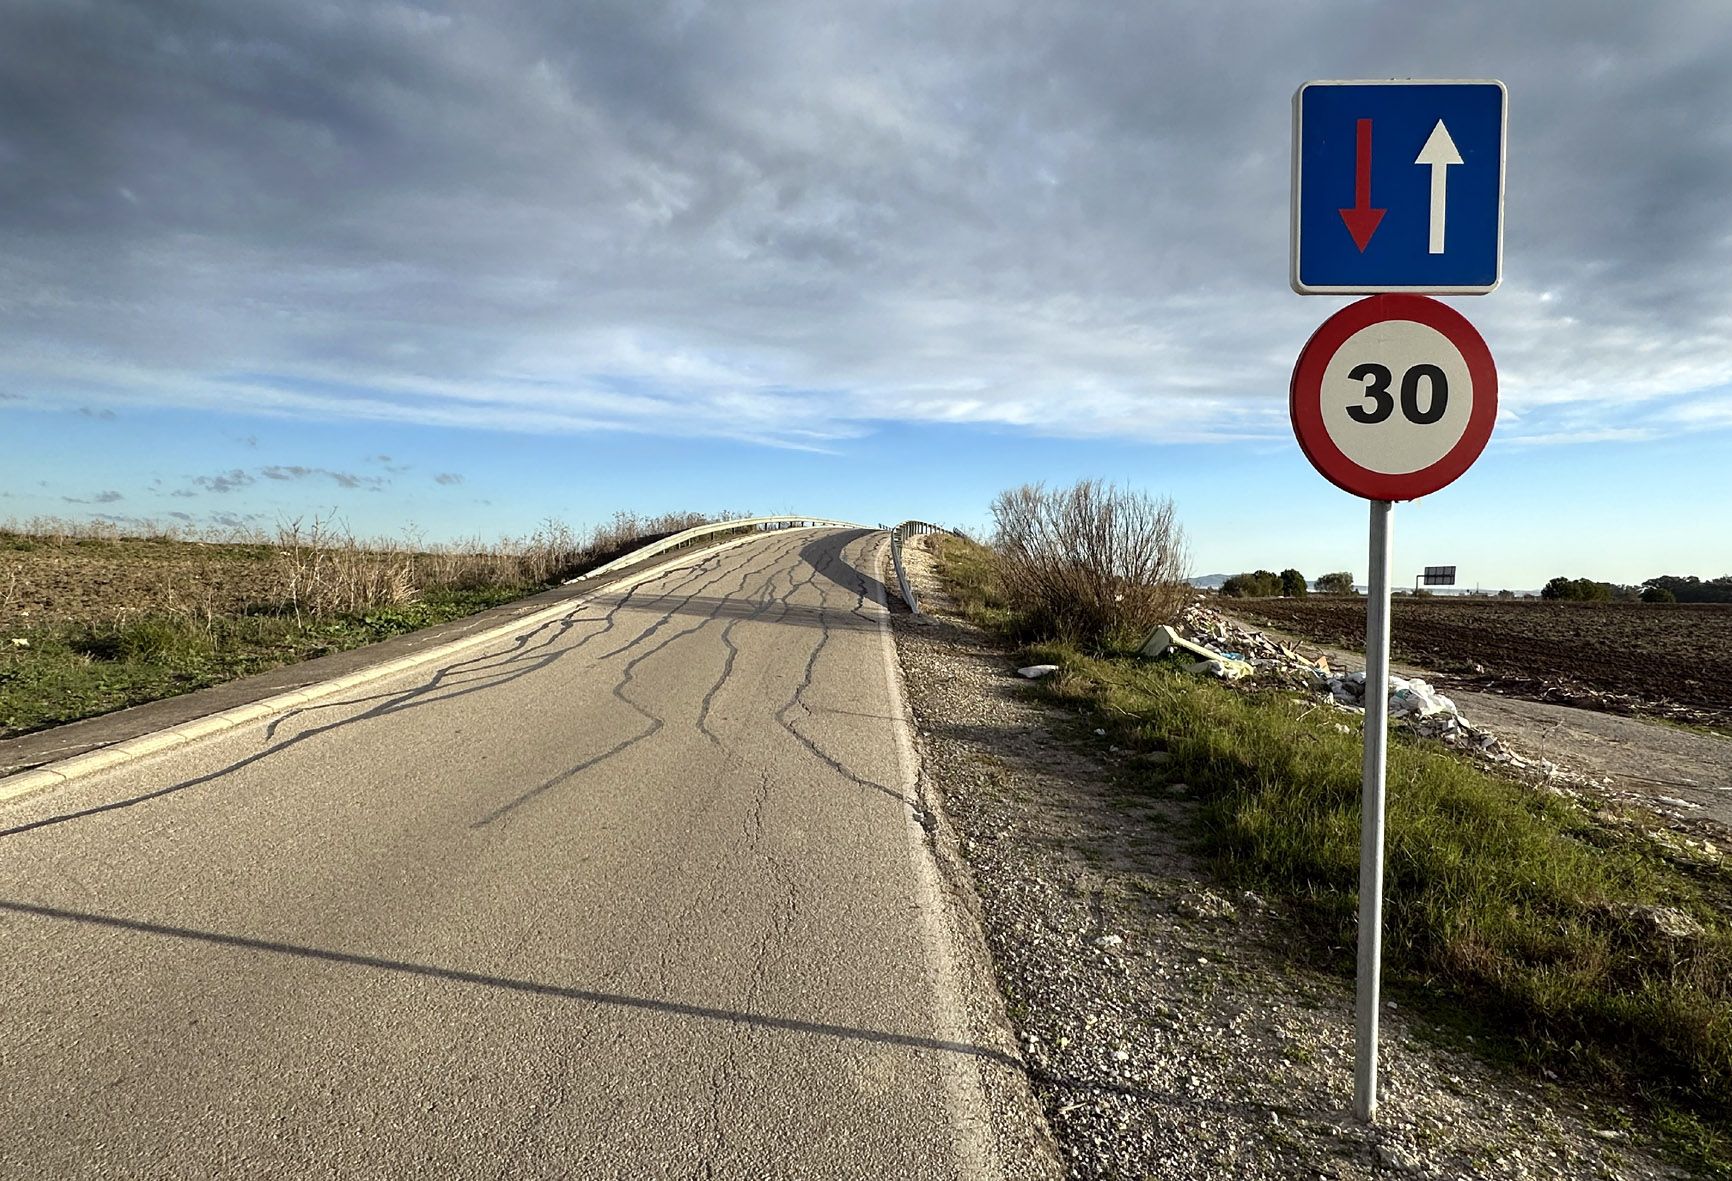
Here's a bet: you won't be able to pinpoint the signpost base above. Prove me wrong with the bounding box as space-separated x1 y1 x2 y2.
1354 499 1394 1124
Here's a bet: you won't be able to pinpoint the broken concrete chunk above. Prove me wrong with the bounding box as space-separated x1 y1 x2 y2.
1144 624 1253 679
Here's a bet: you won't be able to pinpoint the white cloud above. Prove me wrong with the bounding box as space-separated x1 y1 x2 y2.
0 1 1729 450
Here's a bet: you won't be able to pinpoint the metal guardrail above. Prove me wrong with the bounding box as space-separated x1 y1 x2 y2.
889 520 953 616
564 515 865 585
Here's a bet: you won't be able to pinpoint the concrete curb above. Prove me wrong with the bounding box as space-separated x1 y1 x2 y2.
0 531 784 806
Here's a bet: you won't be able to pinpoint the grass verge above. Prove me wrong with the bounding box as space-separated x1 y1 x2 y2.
0 588 523 737
930 534 1732 1177
1 510 753 740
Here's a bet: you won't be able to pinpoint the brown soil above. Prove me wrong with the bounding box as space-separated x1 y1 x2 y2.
1230 597 1732 731
1 537 290 628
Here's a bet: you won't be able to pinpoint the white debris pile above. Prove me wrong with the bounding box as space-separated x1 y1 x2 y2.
1159 601 1574 779
1163 599 1337 682
1324 670 1456 717
1171 602 1329 681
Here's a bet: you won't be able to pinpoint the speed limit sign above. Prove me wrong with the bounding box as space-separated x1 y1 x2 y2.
1290 294 1497 501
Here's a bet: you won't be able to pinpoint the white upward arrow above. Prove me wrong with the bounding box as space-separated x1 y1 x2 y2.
1414 121 1463 255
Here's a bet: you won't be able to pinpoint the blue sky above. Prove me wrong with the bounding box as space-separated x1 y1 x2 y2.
3 1 1729 589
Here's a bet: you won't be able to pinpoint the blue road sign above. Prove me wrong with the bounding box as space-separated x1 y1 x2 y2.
1292 80 1505 294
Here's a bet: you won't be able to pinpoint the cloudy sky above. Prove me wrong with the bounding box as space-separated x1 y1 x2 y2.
3 0 1728 586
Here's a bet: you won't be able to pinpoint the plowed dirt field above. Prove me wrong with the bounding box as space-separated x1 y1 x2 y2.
1229 597 1732 731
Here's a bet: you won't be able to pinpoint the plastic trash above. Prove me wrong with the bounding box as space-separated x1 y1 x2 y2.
1387 675 1458 718
1017 664 1060 679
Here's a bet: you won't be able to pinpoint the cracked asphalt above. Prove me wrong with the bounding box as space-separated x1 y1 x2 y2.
0 528 1023 1180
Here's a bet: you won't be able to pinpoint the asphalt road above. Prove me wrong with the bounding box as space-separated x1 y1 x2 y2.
0 528 1010 1180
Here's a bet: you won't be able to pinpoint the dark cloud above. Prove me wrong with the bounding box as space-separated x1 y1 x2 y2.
367 453 411 473
260 464 384 489
94 490 124 504
192 469 256 493
76 406 117 420
0 2 1727 447
433 472 463 486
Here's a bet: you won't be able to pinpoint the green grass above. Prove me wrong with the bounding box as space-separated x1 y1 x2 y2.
0 586 527 738
1654 716 1732 742
930 534 1732 1176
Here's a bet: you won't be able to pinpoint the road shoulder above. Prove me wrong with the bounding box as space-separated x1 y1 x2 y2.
876 538 1067 1181
888 536 1687 1180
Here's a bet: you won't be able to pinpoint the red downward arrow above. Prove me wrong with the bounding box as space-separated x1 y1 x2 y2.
1338 118 1386 252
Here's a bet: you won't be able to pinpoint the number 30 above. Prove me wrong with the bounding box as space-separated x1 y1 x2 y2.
1346 363 1448 425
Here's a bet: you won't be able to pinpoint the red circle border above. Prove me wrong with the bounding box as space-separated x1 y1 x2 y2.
1289 294 1497 501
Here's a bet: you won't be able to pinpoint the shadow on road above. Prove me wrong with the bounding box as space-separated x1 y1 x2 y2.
0 898 1017 1068
583 594 881 632
799 530 893 608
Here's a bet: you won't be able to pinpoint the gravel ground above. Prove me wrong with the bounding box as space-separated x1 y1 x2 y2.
888 537 1691 1181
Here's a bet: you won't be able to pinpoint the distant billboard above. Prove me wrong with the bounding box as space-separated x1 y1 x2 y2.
1421 565 1457 586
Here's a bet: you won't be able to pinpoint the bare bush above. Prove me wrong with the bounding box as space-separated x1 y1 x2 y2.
272 510 741 618
276 517 417 619
3 510 741 627
991 480 1190 648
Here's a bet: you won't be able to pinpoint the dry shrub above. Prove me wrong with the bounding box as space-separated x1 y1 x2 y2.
276 518 416 619
991 480 1190 649
270 511 741 619
3 511 743 626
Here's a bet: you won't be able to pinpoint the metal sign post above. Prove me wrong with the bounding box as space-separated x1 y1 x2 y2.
1291 297 1495 1124
1355 499 1394 1122
1290 76 1505 1125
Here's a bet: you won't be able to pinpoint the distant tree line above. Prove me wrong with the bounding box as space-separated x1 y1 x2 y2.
1540 577 1624 602
1642 574 1732 603
1540 574 1732 604
1220 568 1312 598
1217 568 1732 603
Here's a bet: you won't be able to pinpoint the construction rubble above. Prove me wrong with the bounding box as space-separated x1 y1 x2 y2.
1153 600 1576 781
